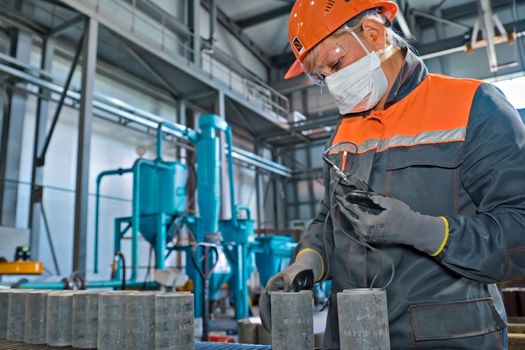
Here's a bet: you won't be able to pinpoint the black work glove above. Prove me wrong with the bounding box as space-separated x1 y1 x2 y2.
335 191 449 256
259 250 323 330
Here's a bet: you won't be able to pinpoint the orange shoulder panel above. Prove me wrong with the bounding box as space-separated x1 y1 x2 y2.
331 74 482 152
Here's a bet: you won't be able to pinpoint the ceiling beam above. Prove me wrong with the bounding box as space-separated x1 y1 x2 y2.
272 0 525 69
236 4 294 29
201 0 272 68
416 0 525 28
417 18 525 57
271 50 294 69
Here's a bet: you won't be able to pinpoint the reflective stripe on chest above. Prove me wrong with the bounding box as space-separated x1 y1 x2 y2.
331 74 482 154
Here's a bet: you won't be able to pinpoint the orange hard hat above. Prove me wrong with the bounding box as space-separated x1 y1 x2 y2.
285 0 398 79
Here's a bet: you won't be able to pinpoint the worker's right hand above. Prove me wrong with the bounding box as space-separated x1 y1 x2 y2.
259 249 323 330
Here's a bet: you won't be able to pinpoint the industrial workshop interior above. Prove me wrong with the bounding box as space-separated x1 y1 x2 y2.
1 0 525 349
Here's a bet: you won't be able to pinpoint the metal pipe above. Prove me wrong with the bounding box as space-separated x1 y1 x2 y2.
155 121 197 161
111 252 126 290
0 61 292 176
38 29 85 164
17 281 67 289
196 117 221 235
131 161 142 281
395 10 414 39
225 126 238 228
155 212 166 270
94 167 133 273
420 46 467 60
40 202 60 275
73 17 98 275
15 280 158 290
412 9 470 30
478 0 499 72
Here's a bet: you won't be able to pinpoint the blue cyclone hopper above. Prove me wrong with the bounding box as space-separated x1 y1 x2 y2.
254 235 296 287
220 207 256 320
192 114 239 318
196 115 224 236
198 116 259 319
138 160 187 245
92 157 187 280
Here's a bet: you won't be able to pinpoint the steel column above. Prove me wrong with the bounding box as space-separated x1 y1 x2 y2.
254 143 262 228
478 0 499 72
178 100 187 161
209 0 216 47
301 90 316 218
189 0 201 67
73 17 98 274
0 29 32 227
216 91 232 220
28 38 54 261
47 14 84 37
271 150 280 228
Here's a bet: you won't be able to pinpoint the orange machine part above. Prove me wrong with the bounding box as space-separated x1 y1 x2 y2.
0 261 43 275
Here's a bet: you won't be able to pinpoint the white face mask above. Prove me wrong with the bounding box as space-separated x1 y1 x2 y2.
325 32 390 115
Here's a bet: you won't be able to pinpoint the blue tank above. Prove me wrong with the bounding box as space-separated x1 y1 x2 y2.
136 160 187 245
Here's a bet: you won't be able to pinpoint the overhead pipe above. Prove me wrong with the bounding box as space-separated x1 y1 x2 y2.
395 9 414 39
420 27 519 61
411 10 470 31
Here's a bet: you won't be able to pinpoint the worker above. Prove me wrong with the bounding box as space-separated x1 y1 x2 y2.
259 0 525 348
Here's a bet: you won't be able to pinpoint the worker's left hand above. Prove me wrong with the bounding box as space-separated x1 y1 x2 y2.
259 252 319 331
335 192 448 256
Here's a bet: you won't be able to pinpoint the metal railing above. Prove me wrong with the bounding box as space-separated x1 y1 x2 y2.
86 0 290 122
0 54 292 177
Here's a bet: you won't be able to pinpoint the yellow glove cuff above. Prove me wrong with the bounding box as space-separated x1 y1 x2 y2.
295 248 325 282
430 216 450 257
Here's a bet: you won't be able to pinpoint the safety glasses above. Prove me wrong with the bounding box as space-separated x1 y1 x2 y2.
306 43 350 86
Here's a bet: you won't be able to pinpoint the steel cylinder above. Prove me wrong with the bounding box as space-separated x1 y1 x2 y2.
126 292 156 350
72 291 99 349
98 291 135 350
7 290 32 342
337 288 390 350
238 319 258 344
155 292 194 350
46 291 74 346
270 290 314 350
24 291 48 344
0 290 11 339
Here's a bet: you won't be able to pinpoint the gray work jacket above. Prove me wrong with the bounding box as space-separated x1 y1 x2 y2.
297 50 524 349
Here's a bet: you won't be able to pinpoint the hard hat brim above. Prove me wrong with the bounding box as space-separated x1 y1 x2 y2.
284 59 305 80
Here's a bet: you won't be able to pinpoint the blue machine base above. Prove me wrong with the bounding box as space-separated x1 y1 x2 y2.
0 339 271 349
196 343 271 349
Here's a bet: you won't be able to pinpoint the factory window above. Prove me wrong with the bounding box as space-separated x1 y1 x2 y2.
492 75 525 110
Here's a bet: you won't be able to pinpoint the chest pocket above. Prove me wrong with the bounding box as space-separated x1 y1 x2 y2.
385 142 464 217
